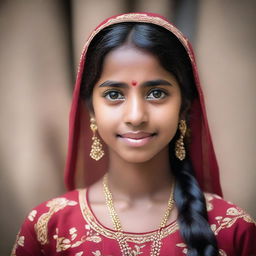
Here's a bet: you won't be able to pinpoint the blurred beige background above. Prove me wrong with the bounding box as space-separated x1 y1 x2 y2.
0 0 255 254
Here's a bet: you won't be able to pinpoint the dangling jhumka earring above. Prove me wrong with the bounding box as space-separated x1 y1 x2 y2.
90 118 104 161
175 120 187 161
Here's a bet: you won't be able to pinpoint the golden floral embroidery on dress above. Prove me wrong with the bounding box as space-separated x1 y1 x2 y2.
85 224 102 243
78 189 179 244
54 227 86 252
11 231 25 256
204 193 222 212
12 209 38 255
130 244 146 255
28 210 37 221
176 243 188 254
93 245 145 256
205 195 214 212
211 206 255 235
75 252 84 256
34 197 77 245
53 225 102 252
92 250 104 256
219 249 228 256
176 243 227 256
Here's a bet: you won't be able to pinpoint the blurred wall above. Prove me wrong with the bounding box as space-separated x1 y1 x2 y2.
0 1 71 254
196 0 256 217
0 0 255 254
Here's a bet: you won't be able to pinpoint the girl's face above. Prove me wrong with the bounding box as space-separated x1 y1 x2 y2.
92 45 182 163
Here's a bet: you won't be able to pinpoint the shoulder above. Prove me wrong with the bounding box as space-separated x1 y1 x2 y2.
12 189 84 255
33 189 80 216
204 192 255 225
204 193 256 255
23 189 81 228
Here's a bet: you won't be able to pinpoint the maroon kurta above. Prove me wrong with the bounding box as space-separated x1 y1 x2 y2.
12 190 256 256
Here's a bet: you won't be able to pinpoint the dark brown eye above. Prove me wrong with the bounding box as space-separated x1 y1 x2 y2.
152 90 162 98
104 90 124 101
147 89 167 100
109 91 119 99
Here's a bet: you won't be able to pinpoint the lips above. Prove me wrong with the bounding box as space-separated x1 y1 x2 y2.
120 132 155 139
118 131 156 147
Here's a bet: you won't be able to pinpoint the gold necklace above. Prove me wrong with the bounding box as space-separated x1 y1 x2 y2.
103 173 175 256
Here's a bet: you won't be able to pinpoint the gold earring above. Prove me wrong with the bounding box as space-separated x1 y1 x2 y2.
90 118 104 161
175 120 187 161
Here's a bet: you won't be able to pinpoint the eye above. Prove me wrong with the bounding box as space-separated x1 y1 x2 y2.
147 89 167 100
103 90 124 101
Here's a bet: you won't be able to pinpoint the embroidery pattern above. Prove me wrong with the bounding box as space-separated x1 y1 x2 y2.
53 227 86 252
176 243 188 255
28 210 37 222
219 250 228 256
11 232 25 256
85 224 102 243
211 206 255 235
91 245 145 256
53 225 102 252
176 243 227 255
92 250 103 256
204 193 219 211
34 198 77 245
126 244 145 255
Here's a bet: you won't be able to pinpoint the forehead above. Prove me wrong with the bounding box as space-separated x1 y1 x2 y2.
104 45 157 66
99 45 172 80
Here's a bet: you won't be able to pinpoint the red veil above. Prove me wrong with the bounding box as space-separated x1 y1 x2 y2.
64 13 222 196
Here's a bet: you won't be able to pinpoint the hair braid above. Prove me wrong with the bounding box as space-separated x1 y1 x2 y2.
171 148 219 256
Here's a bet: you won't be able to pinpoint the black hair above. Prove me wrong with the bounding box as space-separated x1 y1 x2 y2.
80 22 219 256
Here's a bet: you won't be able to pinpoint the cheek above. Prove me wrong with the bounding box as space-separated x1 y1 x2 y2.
93 101 119 138
156 112 179 133
153 99 181 135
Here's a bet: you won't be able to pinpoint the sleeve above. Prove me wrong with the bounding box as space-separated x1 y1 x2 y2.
11 211 44 256
11 191 80 256
234 217 256 256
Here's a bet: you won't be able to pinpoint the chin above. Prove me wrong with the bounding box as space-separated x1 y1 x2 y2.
118 151 158 164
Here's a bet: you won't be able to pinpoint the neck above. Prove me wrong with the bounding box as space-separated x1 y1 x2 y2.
107 147 173 201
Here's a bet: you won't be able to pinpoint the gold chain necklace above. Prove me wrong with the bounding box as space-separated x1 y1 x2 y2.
103 173 175 256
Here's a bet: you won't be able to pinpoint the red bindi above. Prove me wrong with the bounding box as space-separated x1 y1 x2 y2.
131 80 138 86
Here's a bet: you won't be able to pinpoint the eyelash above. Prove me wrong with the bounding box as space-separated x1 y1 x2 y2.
147 89 169 100
102 88 169 101
103 90 125 101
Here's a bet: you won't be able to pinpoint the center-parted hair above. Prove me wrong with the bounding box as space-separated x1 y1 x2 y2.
80 22 219 256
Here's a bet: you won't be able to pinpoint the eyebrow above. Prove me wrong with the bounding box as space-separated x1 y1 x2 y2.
98 79 173 88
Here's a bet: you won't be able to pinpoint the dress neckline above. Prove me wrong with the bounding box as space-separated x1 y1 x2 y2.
78 188 179 242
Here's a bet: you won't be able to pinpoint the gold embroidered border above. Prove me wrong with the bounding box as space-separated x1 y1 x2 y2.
78 189 179 243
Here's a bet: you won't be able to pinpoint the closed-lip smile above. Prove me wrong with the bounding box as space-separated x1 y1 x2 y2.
120 132 155 139
118 131 156 147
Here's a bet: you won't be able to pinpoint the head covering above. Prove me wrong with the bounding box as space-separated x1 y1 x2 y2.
64 12 222 196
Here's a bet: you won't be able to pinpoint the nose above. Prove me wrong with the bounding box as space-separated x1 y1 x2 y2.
123 95 148 127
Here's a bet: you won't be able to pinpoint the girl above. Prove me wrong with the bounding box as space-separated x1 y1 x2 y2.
12 13 255 256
